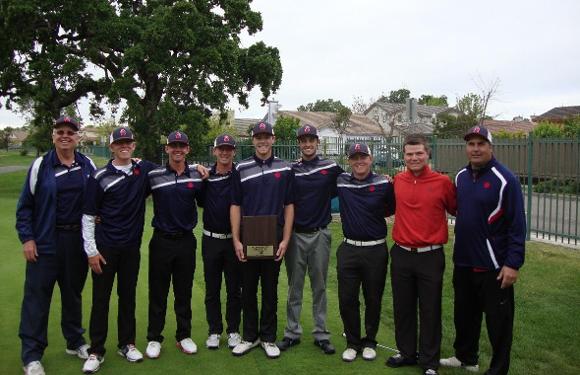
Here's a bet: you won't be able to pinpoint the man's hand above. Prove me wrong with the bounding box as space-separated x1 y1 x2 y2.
88 253 107 274
23 240 38 262
233 239 247 262
275 240 289 261
196 164 210 179
497 265 519 289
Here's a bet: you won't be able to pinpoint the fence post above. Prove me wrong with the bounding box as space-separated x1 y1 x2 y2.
526 133 533 240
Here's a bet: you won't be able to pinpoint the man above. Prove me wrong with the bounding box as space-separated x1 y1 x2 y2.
277 124 342 355
230 121 294 359
440 126 526 375
81 127 156 373
336 143 395 362
16 116 95 375
144 131 203 359
385 134 456 375
200 134 242 350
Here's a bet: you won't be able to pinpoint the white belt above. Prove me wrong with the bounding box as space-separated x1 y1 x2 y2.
396 243 442 253
203 229 233 240
343 238 386 247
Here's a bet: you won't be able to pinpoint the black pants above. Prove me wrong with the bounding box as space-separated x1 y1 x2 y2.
241 259 281 342
337 242 388 351
452 266 515 375
202 235 242 335
19 230 88 364
390 245 445 369
88 245 140 356
147 231 196 343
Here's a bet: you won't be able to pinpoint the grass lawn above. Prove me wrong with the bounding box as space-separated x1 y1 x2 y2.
1 166 579 374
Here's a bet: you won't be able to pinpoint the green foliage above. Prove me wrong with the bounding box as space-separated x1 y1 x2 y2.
534 179 579 195
532 122 564 138
1 0 283 162
297 98 347 112
202 111 237 147
456 93 485 120
274 116 300 141
382 88 411 103
418 94 448 107
0 127 13 150
563 115 580 137
493 130 527 139
331 106 352 136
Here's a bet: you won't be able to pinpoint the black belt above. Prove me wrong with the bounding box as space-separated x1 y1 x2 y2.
55 224 81 231
154 229 192 239
294 225 327 234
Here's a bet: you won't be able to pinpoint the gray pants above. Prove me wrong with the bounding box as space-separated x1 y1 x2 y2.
283 229 331 341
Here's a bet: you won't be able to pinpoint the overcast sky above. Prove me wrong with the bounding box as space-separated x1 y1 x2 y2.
1 0 579 127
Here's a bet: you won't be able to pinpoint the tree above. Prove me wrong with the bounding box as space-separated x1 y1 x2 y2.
456 93 484 121
1 1 283 161
0 127 14 150
331 106 352 137
274 116 300 141
381 88 410 104
350 95 374 114
202 111 237 146
298 98 346 112
417 94 448 107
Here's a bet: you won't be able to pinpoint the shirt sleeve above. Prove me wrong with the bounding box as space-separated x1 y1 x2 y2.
384 181 396 217
284 168 295 205
230 167 243 206
503 177 526 269
15 163 37 243
83 173 102 216
444 176 457 216
82 214 99 257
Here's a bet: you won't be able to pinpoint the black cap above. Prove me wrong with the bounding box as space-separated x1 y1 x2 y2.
296 124 318 138
54 116 80 131
251 121 274 136
464 125 493 144
109 127 134 144
348 142 371 158
167 130 189 145
214 134 236 148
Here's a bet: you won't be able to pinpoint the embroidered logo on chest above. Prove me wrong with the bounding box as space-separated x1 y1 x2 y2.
483 181 491 189
133 168 140 176
320 169 328 175
369 185 375 192
274 172 281 179
187 182 194 189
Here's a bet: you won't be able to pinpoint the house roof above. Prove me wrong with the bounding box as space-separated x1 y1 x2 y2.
233 118 262 137
277 111 384 136
533 106 580 122
482 119 537 134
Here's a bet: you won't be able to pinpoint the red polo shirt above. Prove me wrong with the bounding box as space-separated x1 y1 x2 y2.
392 166 456 247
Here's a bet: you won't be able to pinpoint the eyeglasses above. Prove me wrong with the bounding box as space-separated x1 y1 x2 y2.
54 130 78 136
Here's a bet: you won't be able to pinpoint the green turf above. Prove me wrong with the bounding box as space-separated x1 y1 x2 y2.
1 168 579 375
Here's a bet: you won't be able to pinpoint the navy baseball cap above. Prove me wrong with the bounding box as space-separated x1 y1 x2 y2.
214 134 236 148
348 143 371 158
109 127 134 144
464 125 493 144
296 124 318 138
167 130 189 145
54 116 80 131
251 121 274 137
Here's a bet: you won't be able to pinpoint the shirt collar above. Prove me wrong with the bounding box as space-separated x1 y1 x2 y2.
253 153 275 166
166 162 190 177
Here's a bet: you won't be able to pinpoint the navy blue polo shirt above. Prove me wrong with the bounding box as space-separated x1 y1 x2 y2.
199 163 235 234
148 164 203 233
84 159 156 247
231 154 294 226
52 153 88 225
337 171 395 241
292 156 343 228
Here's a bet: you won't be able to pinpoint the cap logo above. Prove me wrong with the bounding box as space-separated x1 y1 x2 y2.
120 128 127 136
305 126 311 133
175 131 182 139
473 126 481 134
224 135 230 142
64 117 71 123
259 122 266 130
355 143 361 151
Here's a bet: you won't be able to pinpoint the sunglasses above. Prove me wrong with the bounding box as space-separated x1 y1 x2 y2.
54 130 78 136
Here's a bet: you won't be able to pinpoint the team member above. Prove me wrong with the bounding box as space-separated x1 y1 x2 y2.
440 126 526 375
385 134 456 375
16 116 95 375
144 131 203 359
200 134 242 350
336 143 395 362
277 125 342 355
81 127 156 373
230 121 294 359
